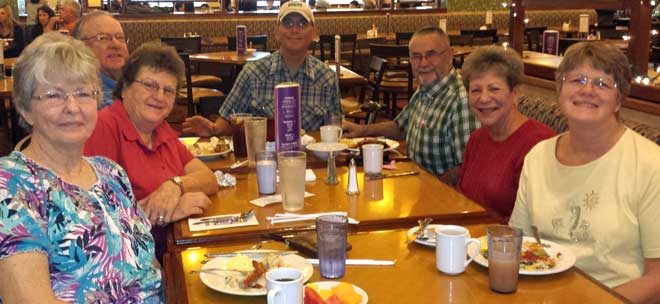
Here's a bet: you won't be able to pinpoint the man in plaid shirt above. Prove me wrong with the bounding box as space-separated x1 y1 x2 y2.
182 1 341 136
343 27 479 181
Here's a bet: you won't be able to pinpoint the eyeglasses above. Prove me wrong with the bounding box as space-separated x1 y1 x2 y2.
280 19 310 29
32 89 99 106
81 33 128 44
562 74 617 91
135 79 177 98
410 48 450 64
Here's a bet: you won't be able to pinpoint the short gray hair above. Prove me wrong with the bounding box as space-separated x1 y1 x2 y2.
61 0 81 16
12 32 100 128
461 45 524 91
72 10 112 38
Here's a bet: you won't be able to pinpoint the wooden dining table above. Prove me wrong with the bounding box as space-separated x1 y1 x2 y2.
166 224 629 304
189 51 271 65
170 159 493 249
328 64 368 87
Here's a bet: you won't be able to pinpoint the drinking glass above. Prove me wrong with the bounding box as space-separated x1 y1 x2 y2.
325 112 343 127
362 143 383 176
278 151 306 211
256 151 277 195
244 117 267 168
488 225 523 293
316 214 348 279
230 113 252 158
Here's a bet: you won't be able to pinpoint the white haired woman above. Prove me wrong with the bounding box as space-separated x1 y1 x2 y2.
0 32 161 302
509 41 660 303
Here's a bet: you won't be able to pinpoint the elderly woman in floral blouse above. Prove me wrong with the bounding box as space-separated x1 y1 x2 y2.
0 33 162 303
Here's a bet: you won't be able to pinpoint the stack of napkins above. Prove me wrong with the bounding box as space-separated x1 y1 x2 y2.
250 192 315 207
187 213 259 232
267 211 360 225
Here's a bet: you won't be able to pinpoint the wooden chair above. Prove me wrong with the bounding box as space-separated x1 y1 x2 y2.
651 46 660 70
161 37 223 89
318 34 358 69
178 53 224 117
524 27 546 52
460 29 498 45
227 35 268 51
369 43 414 118
449 34 474 46
395 32 413 45
341 56 387 124
13 134 30 151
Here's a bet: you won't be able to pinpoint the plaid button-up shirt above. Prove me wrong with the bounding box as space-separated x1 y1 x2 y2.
395 69 479 175
219 51 342 131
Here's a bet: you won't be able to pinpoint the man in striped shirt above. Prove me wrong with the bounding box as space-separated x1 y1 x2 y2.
182 1 341 136
343 27 479 182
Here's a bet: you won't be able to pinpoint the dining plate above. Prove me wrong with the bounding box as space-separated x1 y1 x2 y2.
469 236 576 275
199 251 314 296
305 281 368 304
341 137 400 152
179 137 232 161
406 225 470 247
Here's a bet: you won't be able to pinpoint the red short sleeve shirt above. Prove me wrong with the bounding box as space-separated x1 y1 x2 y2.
84 101 194 201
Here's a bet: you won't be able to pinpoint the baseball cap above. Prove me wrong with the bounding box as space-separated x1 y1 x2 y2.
278 1 315 24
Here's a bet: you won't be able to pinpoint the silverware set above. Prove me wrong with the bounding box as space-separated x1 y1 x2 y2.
193 209 255 226
406 218 433 244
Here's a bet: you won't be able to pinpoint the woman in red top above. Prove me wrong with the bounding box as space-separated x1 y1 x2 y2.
457 46 555 216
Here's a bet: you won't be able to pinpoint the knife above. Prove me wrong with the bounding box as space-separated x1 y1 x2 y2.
366 170 419 180
204 250 298 258
192 215 240 225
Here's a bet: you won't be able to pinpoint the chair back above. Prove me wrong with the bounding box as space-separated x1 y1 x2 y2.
13 134 31 151
318 34 358 69
395 32 413 45
524 27 546 52
361 56 388 124
369 43 413 116
449 34 474 46
178 52 196 117
161 37 202 54
228 35 268 51
558 38 583 56
460 29 498 45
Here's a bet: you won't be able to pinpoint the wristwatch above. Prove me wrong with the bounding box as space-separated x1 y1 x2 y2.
170 176 184 192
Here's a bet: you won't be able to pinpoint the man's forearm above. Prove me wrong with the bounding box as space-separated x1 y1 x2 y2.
361 121 403 140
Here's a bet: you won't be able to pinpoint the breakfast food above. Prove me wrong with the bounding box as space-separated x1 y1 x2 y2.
480 241 560 271
185 136 230 156
220 253 284 290
340 137 391 150
304 283 363 304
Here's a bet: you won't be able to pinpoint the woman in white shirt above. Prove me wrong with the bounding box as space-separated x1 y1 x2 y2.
509 41 660 303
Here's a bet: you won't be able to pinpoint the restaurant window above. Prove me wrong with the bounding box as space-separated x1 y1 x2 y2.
18 0 27 16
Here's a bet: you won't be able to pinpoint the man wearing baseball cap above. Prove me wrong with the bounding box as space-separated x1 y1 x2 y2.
183 1 342 136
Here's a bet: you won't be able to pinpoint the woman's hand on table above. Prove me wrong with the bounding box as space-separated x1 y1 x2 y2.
182 115 215 137
139 181 182 224
171 192 212 222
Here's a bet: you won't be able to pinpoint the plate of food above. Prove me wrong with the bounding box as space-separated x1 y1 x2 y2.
199 251 314 296
304 281 368 304
340 137 400 153
469 236 576 275
306 142 348 160
406 224 470 247
180 136 232 160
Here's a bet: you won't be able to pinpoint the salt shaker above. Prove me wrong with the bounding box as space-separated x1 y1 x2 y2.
346 158 359 196
326 151 338 185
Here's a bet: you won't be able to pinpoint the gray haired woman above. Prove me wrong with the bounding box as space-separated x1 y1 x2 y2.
0 32 162 302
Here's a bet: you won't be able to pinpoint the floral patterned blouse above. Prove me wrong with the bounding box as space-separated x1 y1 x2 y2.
0 151 162 303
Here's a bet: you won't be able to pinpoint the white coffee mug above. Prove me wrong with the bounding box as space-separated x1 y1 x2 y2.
266 267 303 304
435 225 480 275
362 143 383 175
320 125 342 143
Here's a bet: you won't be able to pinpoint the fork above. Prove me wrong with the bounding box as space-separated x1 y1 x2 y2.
197 209 255 226
531 225 550 248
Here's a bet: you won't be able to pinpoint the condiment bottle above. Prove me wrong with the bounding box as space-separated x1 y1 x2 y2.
346 158 359 196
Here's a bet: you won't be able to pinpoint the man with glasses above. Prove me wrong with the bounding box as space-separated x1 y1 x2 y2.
182 1 341 135
73 11 129 109
343 27 479 181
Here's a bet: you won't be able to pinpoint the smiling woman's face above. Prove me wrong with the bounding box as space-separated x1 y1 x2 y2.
468 70 517 129
122 67 178 132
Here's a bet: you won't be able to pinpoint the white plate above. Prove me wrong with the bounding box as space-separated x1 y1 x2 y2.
406 225 471 247
468 236 576 275
179 137 232 161
343 137 400 152
200 252 314 296
305 281 368 304
306 142 348 160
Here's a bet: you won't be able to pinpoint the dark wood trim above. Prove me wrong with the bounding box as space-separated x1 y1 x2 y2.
509 0 525 55
522 0 626 10
628 1 652 76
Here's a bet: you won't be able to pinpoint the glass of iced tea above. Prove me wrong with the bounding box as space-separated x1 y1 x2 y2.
230 113 252 158
487 225 523 293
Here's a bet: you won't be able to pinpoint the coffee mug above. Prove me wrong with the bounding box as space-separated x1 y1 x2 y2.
266 267 303 304
435 225 480 275
320 125 342 143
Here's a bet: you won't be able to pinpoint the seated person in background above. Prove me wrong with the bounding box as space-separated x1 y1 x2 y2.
0 4 25 57
509 41 660 303
238 0 258 11
45 0 80 35
315 0 330 9
363 0 376 9
85 43 217 262
0 32 161 303
28 5 54 44
349 0 360 8
456 46 555 217
343 27 479 182
73 11 129 109
174 1 184 12
183 1 341 136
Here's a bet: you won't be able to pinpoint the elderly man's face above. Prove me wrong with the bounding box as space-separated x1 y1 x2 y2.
275 13 317 54
80 16 129 79
409 33 453 88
